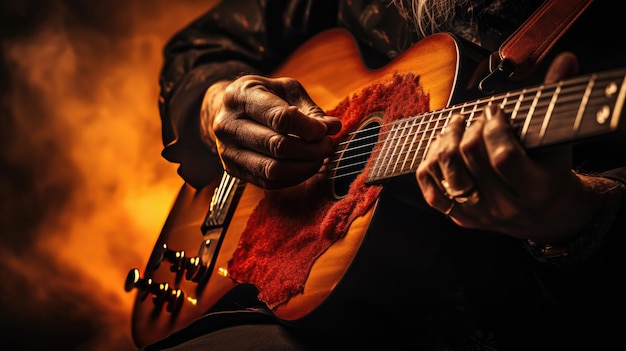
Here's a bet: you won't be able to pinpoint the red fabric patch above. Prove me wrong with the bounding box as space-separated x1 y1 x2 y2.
227 73 430 308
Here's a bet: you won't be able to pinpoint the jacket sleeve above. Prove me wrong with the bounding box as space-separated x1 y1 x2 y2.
530 167 626 295
157 0 338 187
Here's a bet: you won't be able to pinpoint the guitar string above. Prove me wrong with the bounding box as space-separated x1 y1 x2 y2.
333 87 608 183
208 172 237 224
328 85 566 169
329 90 604 181
319 70 623 182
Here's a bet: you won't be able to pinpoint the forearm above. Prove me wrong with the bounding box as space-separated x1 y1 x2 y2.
158 1 276 186
159 0 337 150
158 0 337 188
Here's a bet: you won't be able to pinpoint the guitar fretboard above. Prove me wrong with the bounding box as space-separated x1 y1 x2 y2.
364 68 626 184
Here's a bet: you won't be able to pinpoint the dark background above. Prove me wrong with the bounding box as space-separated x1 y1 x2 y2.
0 1 215 350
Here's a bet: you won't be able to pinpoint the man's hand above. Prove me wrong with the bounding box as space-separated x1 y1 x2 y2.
416 52 618 244
204 75 342 189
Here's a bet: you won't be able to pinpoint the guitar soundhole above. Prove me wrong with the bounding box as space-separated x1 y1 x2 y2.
332 115 381 199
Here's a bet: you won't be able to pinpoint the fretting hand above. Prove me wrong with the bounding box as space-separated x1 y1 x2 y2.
416 52 619 244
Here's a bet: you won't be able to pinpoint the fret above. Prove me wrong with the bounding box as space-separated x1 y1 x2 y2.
612 73 626 129
458 102 471 119
470 97 492 124
441 108 455 135
510 90 525 125
390 119 411 176
365 68 626 185
401 115 425 174
538 82 585 146
369 124 388 181
411 111 447 172
539 82 562 144
500 92 511 121
376 120 402 179
573 74 595 132
520 88 542 145
465 100 477 122
415 111 438 168
578 72 624 137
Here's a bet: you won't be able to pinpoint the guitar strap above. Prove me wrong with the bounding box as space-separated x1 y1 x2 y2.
479 0 593 93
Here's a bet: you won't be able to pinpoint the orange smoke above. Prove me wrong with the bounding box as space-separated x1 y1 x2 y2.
0 1 216 350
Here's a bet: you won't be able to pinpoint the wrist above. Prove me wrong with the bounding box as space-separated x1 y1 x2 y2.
200 80 231 153
524 175 623 266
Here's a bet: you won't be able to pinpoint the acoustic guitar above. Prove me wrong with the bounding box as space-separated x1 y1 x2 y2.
125 28 626 347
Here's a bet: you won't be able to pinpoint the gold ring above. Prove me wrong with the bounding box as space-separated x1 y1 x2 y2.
440 179 480 205
452 187 480 204
440 179 454 200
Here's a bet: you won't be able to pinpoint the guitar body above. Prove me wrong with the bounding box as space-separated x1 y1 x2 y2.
130 29 495 347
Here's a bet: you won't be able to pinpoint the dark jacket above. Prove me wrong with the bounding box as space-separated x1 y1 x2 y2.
154 1 626 349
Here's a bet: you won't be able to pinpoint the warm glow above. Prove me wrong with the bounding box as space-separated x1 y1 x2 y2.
1 1 218 350
218 266 229 277
187 296 199 306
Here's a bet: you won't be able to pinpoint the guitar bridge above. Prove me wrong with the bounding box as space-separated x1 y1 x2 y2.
202 172 243 231
183 172 244 283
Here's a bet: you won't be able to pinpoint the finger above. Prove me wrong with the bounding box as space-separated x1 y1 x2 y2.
477 103 576 218
483 104 573 201
416 137 451 210
458 108 517 212
480 103 531 195
264 104 341 142
416 166 455 215
437 114 476 195
219 146 324 189
266 77 343 136
218 118 335 160
243 79 341 141
417 136 444 190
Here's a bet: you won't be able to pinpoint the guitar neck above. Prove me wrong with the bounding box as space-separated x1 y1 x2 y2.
365 68 626 184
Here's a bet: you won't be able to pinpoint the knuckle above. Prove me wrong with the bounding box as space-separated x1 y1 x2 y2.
266 134 288 157
415 165 429 182
260 158 274 178
280 77 304 93
265 104 289 131
223 81 245 105
490 144 521 170
436 145 457 164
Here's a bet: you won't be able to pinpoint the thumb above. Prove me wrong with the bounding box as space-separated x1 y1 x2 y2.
544 52 579 84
